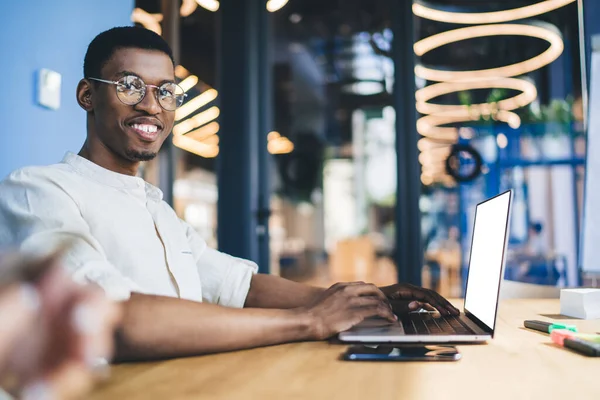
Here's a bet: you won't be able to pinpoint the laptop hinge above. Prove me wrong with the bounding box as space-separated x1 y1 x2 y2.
465 310 494 336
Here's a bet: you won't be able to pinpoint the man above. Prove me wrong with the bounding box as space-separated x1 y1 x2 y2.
0 27 458 361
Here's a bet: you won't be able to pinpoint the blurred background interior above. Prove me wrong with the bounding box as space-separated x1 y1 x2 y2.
3 0 600 298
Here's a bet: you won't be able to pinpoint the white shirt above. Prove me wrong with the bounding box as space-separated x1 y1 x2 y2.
0 152 257 306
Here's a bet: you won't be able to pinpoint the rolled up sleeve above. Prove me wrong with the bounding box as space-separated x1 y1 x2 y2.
0 169 142 301
182 221 258 308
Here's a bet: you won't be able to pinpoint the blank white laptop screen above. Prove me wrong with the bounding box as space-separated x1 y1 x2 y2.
464 191 511 330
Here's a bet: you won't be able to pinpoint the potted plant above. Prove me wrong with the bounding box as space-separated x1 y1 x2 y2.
518 97 575 160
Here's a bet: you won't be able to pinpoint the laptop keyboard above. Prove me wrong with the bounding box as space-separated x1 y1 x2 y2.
401 313 475 335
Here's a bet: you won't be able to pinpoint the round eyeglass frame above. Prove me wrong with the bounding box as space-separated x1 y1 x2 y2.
89 75 187 111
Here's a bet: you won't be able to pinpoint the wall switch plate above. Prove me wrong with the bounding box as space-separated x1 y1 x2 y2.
37 68 61 110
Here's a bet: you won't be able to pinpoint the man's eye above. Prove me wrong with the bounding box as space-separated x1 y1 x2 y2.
160 88 175 97
121 77 144 91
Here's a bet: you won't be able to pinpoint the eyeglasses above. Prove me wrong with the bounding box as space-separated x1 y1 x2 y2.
89 75 187 111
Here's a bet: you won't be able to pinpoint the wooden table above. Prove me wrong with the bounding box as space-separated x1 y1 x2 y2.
90 300 600 400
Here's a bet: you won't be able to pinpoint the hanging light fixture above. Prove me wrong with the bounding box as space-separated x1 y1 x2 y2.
178 75 199 93
131 8 163 35
266 0 289 12
186 122 220 142
267 131 294 154
180 0 199 17
414 22 564 82
413 0 576 25
412 0 572 185
196 0 220 12
175 89 219 121
183 0 290 14
415 77 537 115
174 106 220 136
173 135 219 158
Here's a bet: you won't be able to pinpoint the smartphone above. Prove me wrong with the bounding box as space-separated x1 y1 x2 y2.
342 345 461 361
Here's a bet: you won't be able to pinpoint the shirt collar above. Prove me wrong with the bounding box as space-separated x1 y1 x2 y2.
61 152 163 201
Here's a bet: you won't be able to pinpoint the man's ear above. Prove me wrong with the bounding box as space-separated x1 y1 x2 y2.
76 79 94 112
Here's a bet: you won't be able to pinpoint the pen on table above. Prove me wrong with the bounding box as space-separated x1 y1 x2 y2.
563 338 600 357
523 320 577 334
550 329 600 346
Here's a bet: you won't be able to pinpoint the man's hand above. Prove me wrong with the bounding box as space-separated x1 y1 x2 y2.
299 282 397 341
379 283 460 316
0 253 120 399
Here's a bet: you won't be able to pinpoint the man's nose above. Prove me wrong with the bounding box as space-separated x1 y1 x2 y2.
135 88 162 115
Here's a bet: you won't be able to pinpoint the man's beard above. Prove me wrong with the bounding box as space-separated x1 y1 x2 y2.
125 149 158 161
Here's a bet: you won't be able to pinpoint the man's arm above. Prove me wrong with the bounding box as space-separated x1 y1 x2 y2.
244 274 324 309
0 170 144 301
115 282 396 362
245 275 460 315
115 293 312 361
183 223 325 309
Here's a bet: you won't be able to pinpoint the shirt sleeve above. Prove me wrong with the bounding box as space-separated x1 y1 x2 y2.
0 168 142 301
181 220 258 308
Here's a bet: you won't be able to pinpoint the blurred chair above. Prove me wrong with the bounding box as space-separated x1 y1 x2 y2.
423 247 462 298
499 279 561 299
329 236 376 283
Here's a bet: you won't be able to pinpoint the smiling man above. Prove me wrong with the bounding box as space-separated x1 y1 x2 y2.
0 27 458 361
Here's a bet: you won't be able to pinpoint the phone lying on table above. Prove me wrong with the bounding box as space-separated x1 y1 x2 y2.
342 345 461 362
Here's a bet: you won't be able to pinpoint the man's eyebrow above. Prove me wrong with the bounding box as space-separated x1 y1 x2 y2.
158 78 176 86
114 70 141 79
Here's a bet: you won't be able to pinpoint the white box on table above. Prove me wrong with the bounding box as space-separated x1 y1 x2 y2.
560 289 600 319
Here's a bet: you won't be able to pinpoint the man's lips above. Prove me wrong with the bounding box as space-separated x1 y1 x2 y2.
128 124 161 141
125 118 164 141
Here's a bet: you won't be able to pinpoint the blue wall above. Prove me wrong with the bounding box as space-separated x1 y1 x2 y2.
0 0 133 179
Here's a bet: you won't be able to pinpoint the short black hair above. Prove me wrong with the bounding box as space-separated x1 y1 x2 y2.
83 26 174 78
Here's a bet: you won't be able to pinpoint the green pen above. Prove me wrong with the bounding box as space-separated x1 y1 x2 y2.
524 320 578 334
548 322 578 333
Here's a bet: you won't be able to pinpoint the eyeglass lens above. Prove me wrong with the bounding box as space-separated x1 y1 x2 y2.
115 75 184 111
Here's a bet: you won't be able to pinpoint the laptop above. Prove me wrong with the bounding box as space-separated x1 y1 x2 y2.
338 189 512 343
